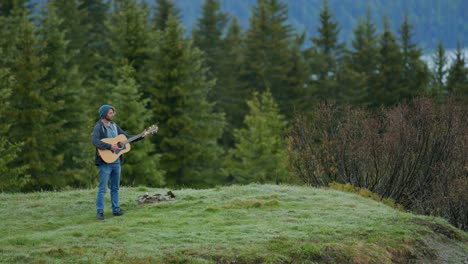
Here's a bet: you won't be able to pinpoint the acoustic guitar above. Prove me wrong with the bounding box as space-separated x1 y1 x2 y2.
98 125 158 163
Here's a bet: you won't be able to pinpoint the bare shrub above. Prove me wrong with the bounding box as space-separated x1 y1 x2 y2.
287 98 468 230
287 103 345 186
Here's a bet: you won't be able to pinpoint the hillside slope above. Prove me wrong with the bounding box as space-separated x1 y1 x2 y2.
0 184 466 263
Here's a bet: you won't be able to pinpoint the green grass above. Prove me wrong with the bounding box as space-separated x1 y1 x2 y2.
0 184 466 263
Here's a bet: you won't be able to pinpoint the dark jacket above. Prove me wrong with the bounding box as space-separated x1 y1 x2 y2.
91 120 143 166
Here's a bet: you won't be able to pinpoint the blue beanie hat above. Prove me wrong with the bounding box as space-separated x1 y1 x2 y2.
98 105 114 118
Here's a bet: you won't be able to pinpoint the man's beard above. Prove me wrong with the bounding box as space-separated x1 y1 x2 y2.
105 116 113 122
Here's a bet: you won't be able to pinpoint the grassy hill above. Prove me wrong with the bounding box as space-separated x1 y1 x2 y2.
0 184 466 263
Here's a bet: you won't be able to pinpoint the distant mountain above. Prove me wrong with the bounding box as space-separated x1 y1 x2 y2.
28 0 467 52
151 0 467 52
422 48 468 70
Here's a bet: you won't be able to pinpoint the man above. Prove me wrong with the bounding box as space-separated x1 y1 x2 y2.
91 105 148 220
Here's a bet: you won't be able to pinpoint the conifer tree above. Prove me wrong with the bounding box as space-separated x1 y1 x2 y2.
76 0 112 107
350 10 379 75
77 0 110 60
430 41 448 101
308 0 345 102
53 0 112 122
342 9 379 106
107 0 152 89
371 17 403 107
51 0 93 116
109 63 165 186
217 17 246 148
192 0 227 80
49 0 104 125
50 0 85 60
0 16 14 65
6 9 63 190
447 42 468 100
0 58 28 191
286 32 310 111
339 66 367 106
152 0 181 31
0 1 15 16
0 3 29 66
148 16 225 186
0 15 27 191
243 0 302 115
0 0 27 16
38 2 93 187
398 14 430 101
227 91 290 184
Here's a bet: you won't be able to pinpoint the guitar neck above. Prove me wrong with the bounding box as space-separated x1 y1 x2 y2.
125 133 144 144
121 125 157 145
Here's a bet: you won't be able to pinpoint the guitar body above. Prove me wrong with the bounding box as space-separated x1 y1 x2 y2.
95 124 158 164
98 134 132 163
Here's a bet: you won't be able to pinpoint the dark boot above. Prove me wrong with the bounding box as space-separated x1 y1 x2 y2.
113 210 124 216
96 212 105 220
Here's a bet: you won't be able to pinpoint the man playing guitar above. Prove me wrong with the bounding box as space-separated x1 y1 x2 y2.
91 104 151 220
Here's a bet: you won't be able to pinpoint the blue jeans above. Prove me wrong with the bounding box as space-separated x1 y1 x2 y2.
96 163 121 214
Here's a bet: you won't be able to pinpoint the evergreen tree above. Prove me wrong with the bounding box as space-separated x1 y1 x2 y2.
308 0 345 102
0 14 26 191
50 0 85 61
217 17 246 148
107 0 152 89
398 14 430 101
342 9 379 106
339 66 367 106
286 31 310 111
148 17 225 187
6 9 62 191
447 41 468 100
192 0 228 80
77 0 110 60
310 0 345 80
371 17 403 107
109 63 165 187
0 15 15 66
0 0 27 16
50 0 93 113
430 41 448 101
349 10 379 75
243 0 302 115
76 0 112 107
0 57 28 191
227 91 290 184
152 0 181 31
53 0 112 127
38 2 94 187
62 0 110 66
0 3 30 66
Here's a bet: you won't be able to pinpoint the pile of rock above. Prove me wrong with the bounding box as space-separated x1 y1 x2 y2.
137 191 176 204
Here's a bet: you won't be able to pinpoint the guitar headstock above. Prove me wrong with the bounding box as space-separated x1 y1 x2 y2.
143 125 158 136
